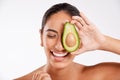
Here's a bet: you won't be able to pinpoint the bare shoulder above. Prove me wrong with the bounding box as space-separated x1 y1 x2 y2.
94 62 120 74
14 65 45 80
83 62 120 80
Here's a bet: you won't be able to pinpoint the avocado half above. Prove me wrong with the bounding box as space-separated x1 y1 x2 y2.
62 22 80 52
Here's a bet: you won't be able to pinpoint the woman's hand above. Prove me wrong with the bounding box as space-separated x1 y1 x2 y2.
32 71 52 80
70 12 106 55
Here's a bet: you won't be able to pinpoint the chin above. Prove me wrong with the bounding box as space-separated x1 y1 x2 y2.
49 61 71 70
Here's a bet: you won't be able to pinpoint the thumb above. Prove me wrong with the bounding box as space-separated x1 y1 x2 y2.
71 47 86 55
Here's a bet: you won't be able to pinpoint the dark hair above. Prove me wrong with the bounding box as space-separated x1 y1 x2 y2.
41 3 80 33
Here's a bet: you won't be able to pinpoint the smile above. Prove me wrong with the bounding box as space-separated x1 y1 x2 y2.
50 51 70 57
53 52 68 57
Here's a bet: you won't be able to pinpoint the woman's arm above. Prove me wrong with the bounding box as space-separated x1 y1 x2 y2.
100 35 120 55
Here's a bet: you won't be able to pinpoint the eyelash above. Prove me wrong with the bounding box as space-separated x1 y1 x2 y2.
47 35 57 38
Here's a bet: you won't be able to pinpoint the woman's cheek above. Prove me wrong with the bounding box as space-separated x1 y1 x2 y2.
46 38 57 48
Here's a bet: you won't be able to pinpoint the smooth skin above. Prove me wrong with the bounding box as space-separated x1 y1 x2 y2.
15 11 120 80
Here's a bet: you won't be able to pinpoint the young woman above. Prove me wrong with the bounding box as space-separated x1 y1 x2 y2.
15 3 120 80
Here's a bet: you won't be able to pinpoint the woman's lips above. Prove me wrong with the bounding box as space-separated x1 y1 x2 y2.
52 52 68 57
50 51 70 61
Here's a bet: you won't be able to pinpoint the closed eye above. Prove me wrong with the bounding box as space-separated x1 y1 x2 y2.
47 34 57 38
46 29 58 39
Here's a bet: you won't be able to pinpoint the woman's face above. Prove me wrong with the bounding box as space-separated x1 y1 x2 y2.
41 11 75 69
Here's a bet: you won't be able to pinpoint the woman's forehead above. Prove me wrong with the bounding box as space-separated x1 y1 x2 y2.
44 11 72 30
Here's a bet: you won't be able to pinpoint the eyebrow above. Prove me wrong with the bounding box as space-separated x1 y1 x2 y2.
46 29 58 33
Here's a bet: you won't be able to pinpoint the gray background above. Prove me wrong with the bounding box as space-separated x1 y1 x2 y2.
0 0 120 80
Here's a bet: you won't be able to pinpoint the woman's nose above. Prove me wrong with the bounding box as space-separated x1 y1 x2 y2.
55 39 64 51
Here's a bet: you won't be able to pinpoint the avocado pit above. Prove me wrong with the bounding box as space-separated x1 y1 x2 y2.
65 33 76 47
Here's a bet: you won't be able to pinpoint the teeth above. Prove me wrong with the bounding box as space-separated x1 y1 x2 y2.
53 52 68 57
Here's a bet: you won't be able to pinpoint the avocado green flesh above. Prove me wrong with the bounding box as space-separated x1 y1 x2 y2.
62 22 80 52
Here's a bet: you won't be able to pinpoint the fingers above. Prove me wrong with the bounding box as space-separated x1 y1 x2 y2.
71 19 82 30
71 16 86 26
70 12 96 55
32 71 51 80
71 12 92 28
71 15 88 31
69 12 91 55
80 12 91 25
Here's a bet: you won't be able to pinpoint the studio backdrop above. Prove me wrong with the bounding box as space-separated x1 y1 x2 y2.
0 0 120 80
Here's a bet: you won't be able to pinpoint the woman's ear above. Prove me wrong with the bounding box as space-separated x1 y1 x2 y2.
39 29 43 46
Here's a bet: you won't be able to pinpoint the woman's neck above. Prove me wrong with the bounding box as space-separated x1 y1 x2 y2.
44 62 84 80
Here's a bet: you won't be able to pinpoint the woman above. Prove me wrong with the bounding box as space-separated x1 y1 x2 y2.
15 3 120 80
